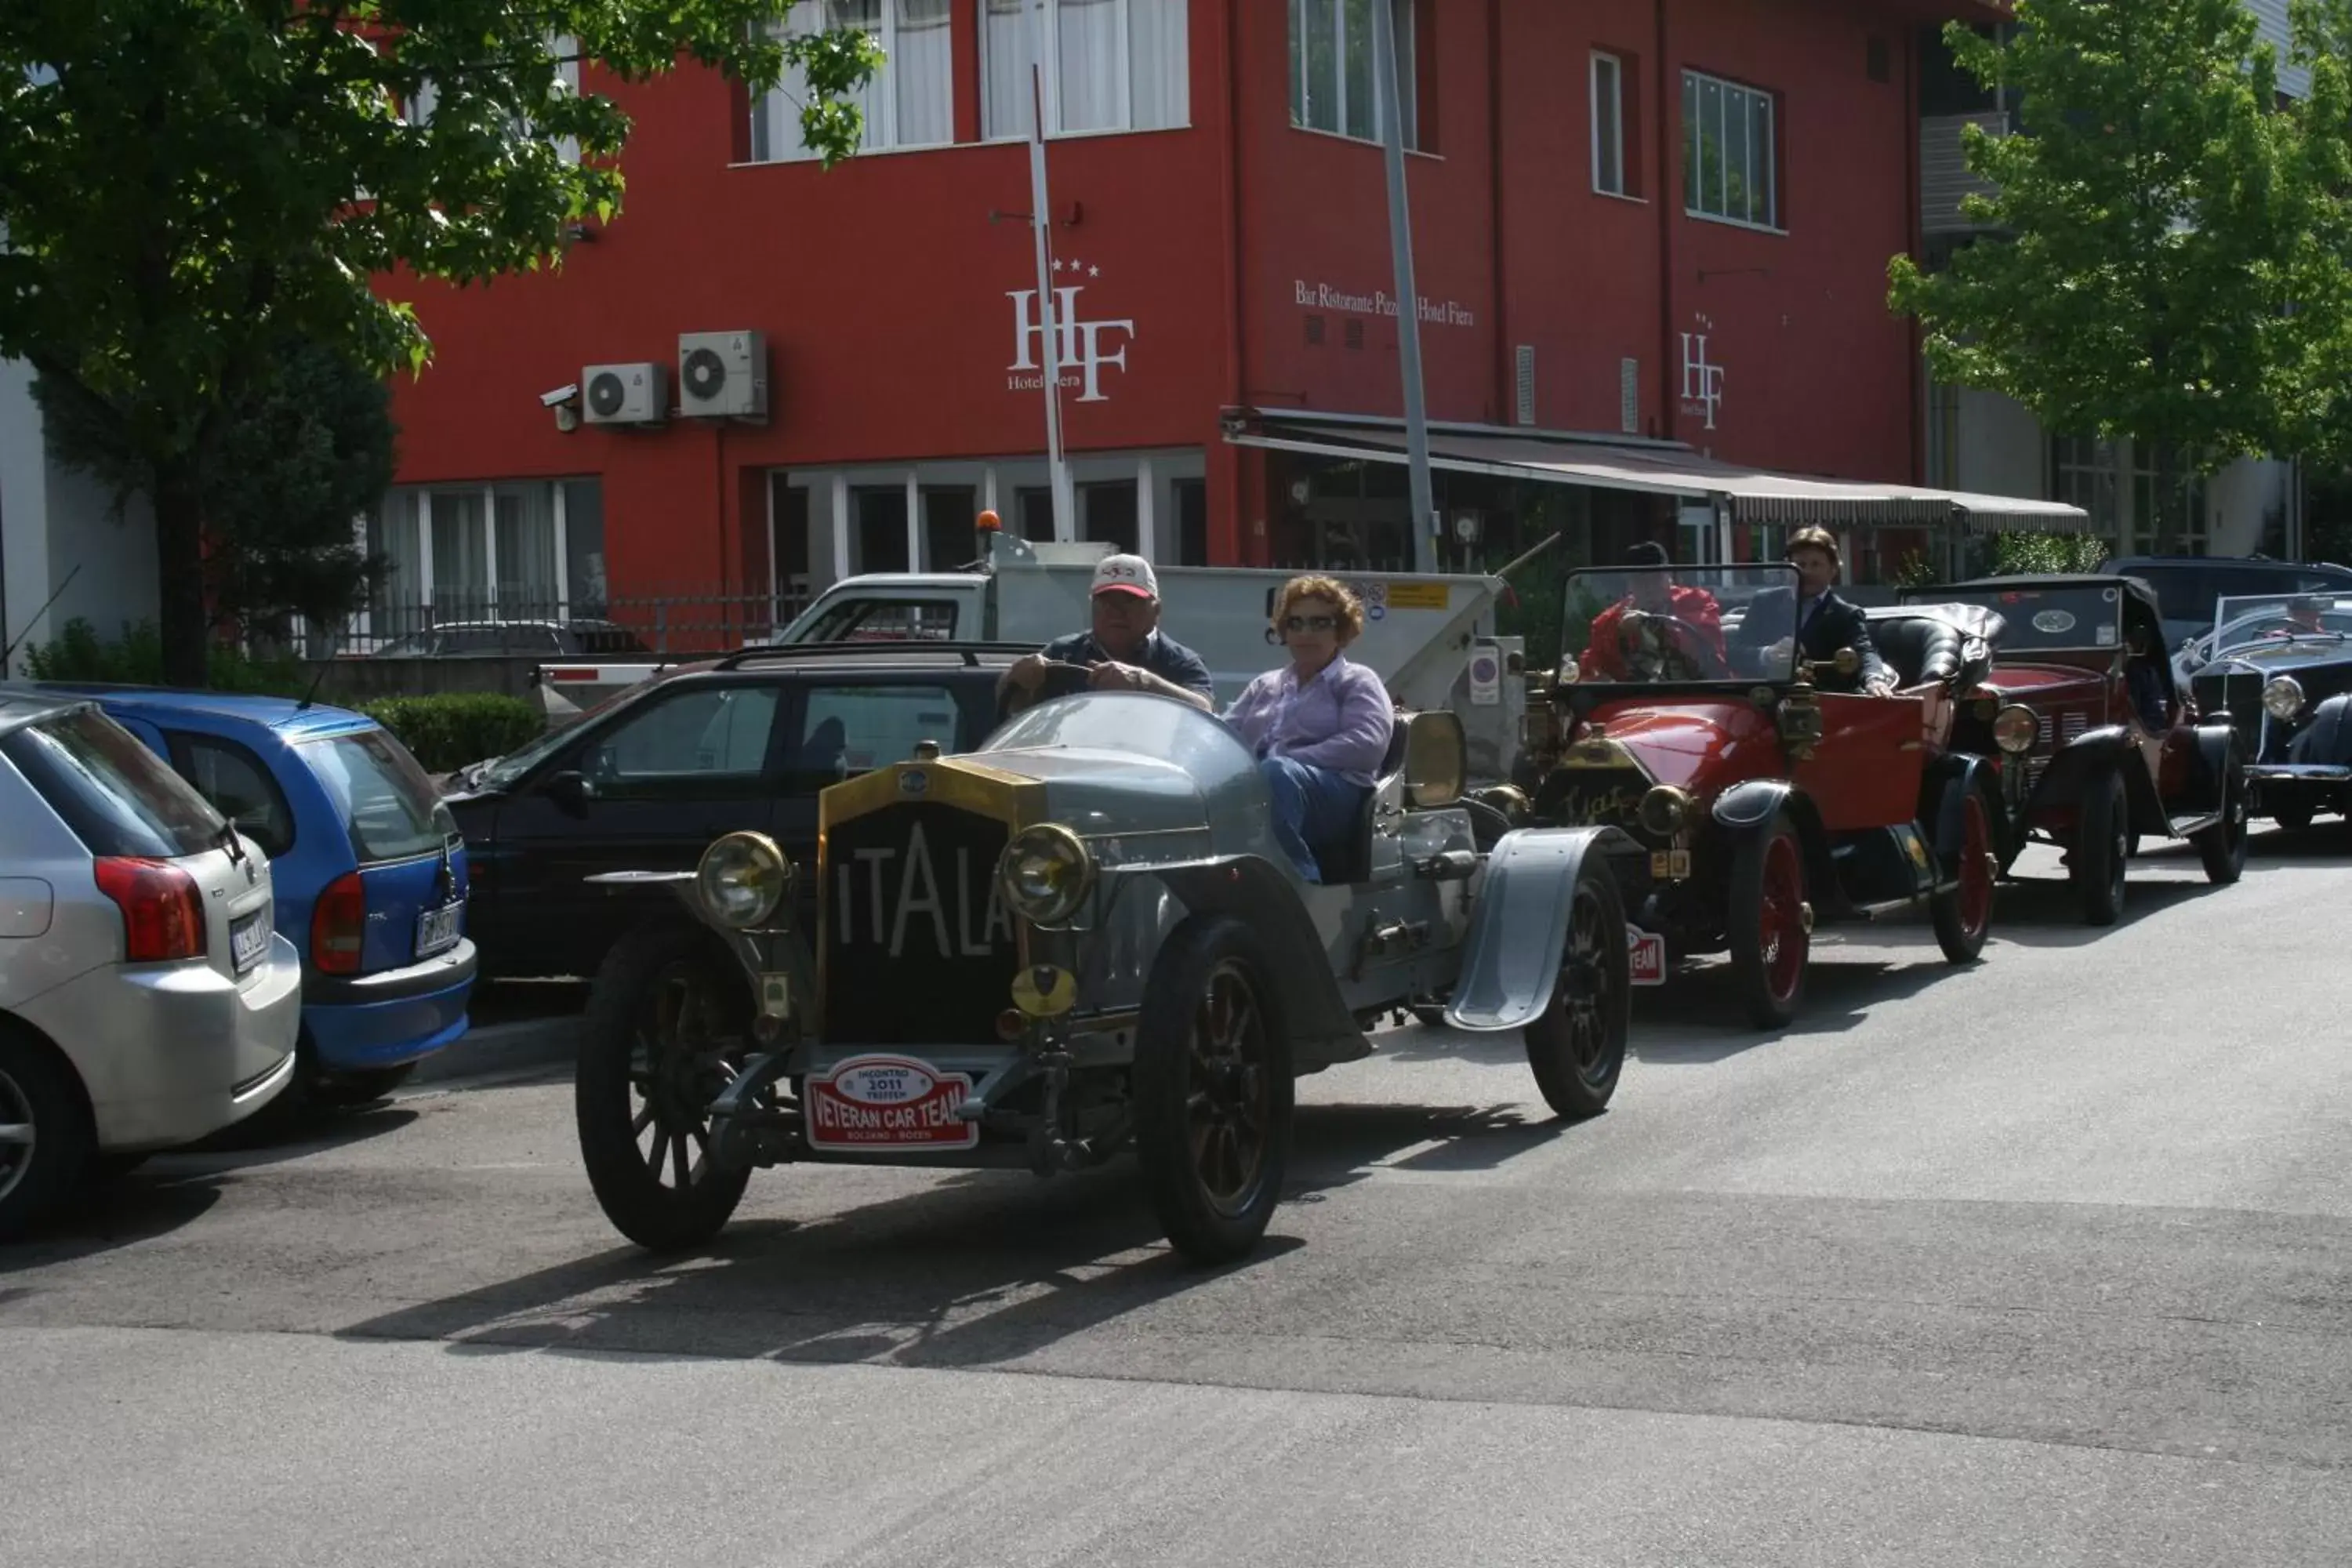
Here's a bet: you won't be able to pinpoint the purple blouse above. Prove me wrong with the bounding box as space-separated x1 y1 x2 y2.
1221 653 1396 787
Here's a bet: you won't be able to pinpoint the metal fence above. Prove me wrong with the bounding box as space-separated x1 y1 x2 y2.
269 592 814 660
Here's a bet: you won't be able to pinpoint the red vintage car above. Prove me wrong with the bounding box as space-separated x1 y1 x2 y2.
1513 564 2003 1029
1899 575 2249 924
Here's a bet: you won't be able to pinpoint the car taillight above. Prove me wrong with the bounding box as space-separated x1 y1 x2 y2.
93 858 207 963
311 870 367 975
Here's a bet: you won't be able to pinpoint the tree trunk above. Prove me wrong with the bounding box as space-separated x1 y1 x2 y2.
152 465 210 688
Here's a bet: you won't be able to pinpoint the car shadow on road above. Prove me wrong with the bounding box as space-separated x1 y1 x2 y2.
1991 873 2209 946
0 1174 225 1270
328 1100 1545 1371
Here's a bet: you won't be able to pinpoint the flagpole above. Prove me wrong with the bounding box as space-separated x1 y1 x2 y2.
1374 0 1437 574
1027 6 1074 543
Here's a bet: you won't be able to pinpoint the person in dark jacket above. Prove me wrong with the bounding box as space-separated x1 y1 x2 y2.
1730 527 1895 695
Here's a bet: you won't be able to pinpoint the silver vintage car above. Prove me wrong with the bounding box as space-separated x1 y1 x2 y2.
572 688 1642 1265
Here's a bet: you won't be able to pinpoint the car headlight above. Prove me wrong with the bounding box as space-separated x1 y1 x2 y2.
1992 704 2038 755
2263 675 2306 721
996 823 1096 927
695 831 793 928
1638 785 1692 837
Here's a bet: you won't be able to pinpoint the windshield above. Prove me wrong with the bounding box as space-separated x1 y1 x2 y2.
2207 593 2352 655
2 706 228 859
1561 564 1802 684
985 690 1256 771
477 682 655 789
2124 563 2350 627
1922 583 2124 653
304 729 459 863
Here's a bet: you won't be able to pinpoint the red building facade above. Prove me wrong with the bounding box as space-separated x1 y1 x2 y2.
375 0 2001 632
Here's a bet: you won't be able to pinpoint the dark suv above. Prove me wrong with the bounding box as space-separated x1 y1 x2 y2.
441 643 1027 980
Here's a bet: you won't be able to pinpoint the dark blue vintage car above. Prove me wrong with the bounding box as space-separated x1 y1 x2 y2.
2188 593 2352 831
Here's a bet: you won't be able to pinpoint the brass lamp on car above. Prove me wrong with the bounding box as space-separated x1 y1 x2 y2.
996 822 1098 928
1991 704 2038 754
2263 675 2307 721
695 830 794 928
1638 784 1693 837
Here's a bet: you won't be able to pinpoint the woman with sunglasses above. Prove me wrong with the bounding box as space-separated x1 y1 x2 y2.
1220 575 1397 884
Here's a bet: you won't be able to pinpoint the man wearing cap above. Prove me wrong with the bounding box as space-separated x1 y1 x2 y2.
999 554 1218 712
1730 527 1895 695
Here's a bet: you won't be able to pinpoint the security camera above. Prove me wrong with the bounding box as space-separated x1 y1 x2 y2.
540 383 579 408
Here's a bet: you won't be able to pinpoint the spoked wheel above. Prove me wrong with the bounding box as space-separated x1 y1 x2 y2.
575 927 754 1251
1728 812 1809 1030
1931 788 1997 964
1134 916 1293 1266
2071 767 2128 927
2195 754 2250 884
1523 859 1631 1118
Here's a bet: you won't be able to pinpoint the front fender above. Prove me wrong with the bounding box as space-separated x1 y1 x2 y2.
1153 856 1364 1056
583 869 805 1018
2025 725 2131 814
2187 720 2240 815
1443 826 1635 1033
1711 779 1835 910
2288 692 2352 767
1926 754 2002 863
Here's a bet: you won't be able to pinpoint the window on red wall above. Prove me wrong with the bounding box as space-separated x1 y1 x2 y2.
1682 68 1780 230
981 0 1190 137
750 0 956 162
1289 0 1425 151
1591 49 1643 198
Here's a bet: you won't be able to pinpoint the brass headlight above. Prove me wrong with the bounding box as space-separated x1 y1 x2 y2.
695 830 793 928
996 823 1096 927
1992 704 2038 755
1638 785 1693 837
2263 675 2307 721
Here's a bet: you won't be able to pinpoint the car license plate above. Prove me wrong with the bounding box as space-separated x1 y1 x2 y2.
806 1054 978 1152
230 909 271 976
1650 849 1692 880
1628 927 1667 988
415 900 463 959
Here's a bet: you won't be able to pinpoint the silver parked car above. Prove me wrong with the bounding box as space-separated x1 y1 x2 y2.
0 693 303 1239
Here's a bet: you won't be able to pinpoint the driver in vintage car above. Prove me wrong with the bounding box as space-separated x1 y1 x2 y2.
1728 527 1896 695
997 554 1218 712
1578 542 1730 681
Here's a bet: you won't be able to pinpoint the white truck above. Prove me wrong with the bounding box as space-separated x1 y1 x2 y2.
531 533 1533 782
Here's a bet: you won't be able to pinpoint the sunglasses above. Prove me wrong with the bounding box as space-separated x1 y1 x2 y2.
1283 614 1339 633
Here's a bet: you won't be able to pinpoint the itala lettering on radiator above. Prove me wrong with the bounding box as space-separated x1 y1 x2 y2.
1007 267 1134 403
837 821 1014 958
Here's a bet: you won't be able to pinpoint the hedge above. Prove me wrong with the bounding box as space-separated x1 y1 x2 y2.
19 617 310 695
361 694 545 773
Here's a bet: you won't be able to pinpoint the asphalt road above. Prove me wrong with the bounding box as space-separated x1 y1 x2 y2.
7 833 2352 1566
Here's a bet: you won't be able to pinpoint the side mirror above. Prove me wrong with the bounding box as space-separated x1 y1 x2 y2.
543 770 596 815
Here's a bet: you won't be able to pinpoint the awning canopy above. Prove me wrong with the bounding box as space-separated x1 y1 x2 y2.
1220 411 2092 536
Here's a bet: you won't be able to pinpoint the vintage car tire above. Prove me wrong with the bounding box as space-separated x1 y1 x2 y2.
1929 787 1998 965
1132 915 1294 1267
1727 813 1810 1030
575 926 755 1253
1522 859 1632 1119
2194 756 2250 886
2072 768 2129 927
2270 797 2315 833
0 1027 93 1243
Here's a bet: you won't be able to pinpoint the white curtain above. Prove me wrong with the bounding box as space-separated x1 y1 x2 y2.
757 0 882 161
430 491 488 612
493 485 561 610
983 0 1038 140
1129 0 1187 130
1057 0 1122 132
895 0 953 147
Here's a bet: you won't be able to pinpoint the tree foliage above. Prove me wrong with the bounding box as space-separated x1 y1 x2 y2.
0 2 877 683
1888 0 2352 474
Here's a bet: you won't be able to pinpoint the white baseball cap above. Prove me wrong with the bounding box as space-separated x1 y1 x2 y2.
1090 554 1158 600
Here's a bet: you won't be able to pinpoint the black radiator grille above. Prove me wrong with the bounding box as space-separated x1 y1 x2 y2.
823 803 1018 1047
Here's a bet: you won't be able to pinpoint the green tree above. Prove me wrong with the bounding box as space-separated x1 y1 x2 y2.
1887 1 2352 545
0 3 878 684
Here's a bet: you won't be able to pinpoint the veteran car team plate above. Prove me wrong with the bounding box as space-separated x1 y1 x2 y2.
1628 927 1667 988
805 1054 979 1152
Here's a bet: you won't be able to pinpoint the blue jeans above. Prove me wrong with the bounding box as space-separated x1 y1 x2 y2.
1259 756 1370 884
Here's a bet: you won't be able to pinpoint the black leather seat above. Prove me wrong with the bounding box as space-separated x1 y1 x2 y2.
1871 614 1966 688
1314 711 1457 885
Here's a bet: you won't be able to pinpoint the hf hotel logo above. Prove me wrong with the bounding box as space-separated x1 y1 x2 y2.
1679 317 1725 433
1008 257 1135 404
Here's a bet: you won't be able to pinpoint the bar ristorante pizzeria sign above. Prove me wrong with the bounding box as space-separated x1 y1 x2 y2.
1293 279 1478 328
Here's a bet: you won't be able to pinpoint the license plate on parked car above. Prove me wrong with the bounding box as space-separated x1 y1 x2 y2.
416 901 463 959
230 909 271 975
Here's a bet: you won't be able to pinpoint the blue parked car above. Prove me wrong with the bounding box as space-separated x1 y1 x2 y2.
19 685 477 1108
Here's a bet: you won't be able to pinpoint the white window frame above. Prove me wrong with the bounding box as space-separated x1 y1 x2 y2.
385 477 589 622
1591 52 1626 197
751 1 956 163
1682 67 1780 231
1288 0 1419 151
981 0 1190 140
405 34 581 165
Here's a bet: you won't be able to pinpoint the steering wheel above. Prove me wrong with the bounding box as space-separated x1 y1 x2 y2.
1621 608 1730 680
998 659 1096 721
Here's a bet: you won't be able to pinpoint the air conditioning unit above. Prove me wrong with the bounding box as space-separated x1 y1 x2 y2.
581 361 668 426
677 330 768 420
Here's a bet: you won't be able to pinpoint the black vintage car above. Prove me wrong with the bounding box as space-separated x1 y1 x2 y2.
2187 592 2352 830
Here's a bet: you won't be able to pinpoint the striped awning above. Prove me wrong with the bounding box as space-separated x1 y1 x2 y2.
1221 412 2092 535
